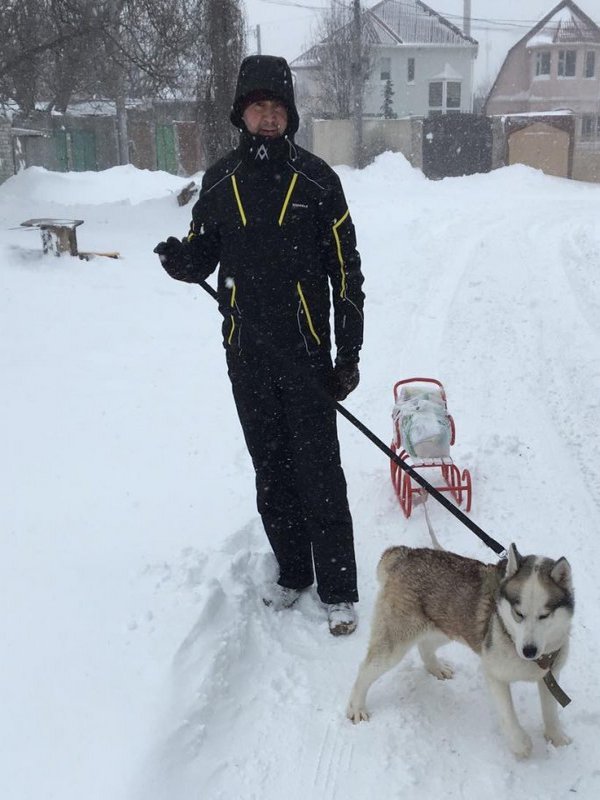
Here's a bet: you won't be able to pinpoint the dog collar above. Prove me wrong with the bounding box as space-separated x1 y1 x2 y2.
535 649 572 708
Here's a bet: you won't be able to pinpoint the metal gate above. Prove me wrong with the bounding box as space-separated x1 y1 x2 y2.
422 113 493 180
507 122 571 178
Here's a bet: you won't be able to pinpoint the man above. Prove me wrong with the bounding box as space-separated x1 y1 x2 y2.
154 55 364 636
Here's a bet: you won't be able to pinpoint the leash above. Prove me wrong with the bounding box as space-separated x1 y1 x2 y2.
420 493 444 550
195 278 507 557
195 276 572 704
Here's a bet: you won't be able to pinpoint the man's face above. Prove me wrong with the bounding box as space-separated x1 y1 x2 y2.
242 98 288 138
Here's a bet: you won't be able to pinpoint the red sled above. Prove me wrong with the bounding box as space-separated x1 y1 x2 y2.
390 377 472 518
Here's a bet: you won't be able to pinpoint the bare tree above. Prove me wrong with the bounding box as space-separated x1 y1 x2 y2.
473 77 493 116
305 0 370 120
0 1 102 113
1 0 202 163
1 0 247 166
84 0 198 163
1 1 197 109
192 0 246 163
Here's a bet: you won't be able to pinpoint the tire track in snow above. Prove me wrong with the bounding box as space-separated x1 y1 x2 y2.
561 224 600 338
309 720 354 800
535 220 600 511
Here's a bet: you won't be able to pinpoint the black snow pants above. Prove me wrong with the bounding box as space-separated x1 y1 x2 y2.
226 349 358 604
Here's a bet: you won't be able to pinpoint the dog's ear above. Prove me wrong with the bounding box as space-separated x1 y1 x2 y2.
506 543 522 578
550 557 572 591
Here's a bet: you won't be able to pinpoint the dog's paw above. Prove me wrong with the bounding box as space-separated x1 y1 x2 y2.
427 660 455 680
508 729 533 760
346 704 370 724
545 728 572 748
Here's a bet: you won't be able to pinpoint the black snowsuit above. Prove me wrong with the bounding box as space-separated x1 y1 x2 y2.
164 56 365 603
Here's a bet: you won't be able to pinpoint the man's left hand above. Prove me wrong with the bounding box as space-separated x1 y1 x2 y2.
333 362 360 401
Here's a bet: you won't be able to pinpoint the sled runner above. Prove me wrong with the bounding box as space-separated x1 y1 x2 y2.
390 377 472 518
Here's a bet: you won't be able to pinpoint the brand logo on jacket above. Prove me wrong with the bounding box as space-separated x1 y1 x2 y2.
292 203 309 209
255 144 269 161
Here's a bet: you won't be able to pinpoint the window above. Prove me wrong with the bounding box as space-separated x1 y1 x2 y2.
428 81 461 115
581 115 600 140
585 51 596 78
407 57 415 83
582 116 595 140
447 82 461 109
558 50 576 77
429 81 443 109
535 51 551 76
380 57 391 81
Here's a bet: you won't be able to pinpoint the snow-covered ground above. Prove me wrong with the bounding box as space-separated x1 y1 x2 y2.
2 155 599 800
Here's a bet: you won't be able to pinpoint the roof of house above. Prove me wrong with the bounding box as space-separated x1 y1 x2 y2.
525 0 600 47
291 0 477 68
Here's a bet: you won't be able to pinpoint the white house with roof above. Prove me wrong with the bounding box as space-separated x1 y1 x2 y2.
291 0 478 121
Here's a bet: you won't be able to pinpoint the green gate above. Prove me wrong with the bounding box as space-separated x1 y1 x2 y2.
54 131 69 171
71 130 97 171
155 124 178 173
53 129 97 172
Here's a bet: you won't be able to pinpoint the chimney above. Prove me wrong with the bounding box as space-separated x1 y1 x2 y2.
463 0 471 38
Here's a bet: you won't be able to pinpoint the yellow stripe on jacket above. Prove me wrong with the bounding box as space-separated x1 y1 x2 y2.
332 209 350 298
297 282 321 345
278 173 298 226
231 175 247 226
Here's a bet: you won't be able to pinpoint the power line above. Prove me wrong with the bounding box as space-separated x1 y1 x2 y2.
257 0 597 37
258 0 327 9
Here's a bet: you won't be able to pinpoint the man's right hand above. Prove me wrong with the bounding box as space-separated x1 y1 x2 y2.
154 236 196 281
153 236 185 274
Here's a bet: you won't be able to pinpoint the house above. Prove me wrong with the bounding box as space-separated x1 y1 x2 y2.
291 0 478 124
484 0 600 181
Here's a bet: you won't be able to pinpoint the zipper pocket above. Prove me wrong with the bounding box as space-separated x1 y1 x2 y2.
296 282 321 346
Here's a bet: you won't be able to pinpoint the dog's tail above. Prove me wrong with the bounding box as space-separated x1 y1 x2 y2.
377 545 410 582
421 491 444 550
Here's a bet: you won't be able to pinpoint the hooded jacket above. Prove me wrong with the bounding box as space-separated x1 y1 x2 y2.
170 56 364 365
230 55 300 136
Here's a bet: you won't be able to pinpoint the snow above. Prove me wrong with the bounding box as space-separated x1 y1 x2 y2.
2 153 600 799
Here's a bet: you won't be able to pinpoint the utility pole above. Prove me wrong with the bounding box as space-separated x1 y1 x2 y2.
463 0 472 38
256 24 262 55
352 0 363 169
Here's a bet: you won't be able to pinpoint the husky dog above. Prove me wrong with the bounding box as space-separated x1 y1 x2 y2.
346 544 574 758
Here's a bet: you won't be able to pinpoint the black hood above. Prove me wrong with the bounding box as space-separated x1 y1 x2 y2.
230 55 299 137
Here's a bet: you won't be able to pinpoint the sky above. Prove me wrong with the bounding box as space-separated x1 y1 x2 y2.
244 0 600 87
2 151 600 799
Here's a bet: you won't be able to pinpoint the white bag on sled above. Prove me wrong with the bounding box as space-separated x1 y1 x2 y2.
393 385 451 459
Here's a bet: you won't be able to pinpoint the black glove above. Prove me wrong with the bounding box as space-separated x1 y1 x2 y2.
153 236 188 278
333 362 360 401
